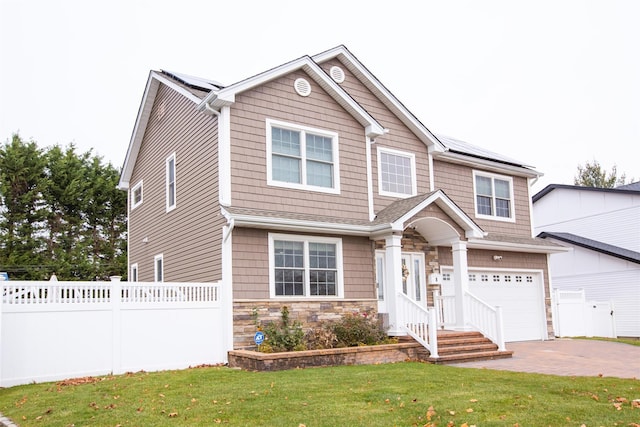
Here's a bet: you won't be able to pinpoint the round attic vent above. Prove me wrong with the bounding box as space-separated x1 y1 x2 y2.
294 78 311 97
330 66 345 83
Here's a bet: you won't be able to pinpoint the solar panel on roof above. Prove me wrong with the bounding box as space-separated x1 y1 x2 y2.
162 70 223 91
436 134 532 168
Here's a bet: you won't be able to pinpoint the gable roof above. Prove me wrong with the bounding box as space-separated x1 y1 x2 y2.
312 45 446 153
118 71 205 189
312 46 539 177
197 54 385 138
538 231 640 264
532 183 640 203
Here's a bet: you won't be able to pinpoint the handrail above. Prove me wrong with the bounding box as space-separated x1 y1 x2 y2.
464 292 506 351
397 292 438 358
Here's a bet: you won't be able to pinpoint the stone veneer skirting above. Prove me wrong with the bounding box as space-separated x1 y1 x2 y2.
233 300 378 349
228 342 425 371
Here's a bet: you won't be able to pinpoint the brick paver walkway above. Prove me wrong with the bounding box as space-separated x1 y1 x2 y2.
450 338 640 378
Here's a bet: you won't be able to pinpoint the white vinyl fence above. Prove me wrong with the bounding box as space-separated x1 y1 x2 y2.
553 289 616 338
1 279 226 387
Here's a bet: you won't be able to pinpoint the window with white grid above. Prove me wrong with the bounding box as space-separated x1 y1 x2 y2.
377 147 417 198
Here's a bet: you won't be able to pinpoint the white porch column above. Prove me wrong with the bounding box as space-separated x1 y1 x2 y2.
385 234 405 336
451 240 469 330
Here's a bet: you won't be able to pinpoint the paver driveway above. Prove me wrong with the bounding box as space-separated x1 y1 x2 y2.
451 338 640 379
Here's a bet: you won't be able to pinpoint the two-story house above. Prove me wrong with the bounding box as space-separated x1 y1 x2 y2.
118 45 563 352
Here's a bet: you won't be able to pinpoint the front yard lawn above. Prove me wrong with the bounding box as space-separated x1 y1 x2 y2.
0 362 638 426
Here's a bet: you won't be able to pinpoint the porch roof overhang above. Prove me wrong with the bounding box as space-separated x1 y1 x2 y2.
373 190 485 243
221 190 486 245
467 234 569 254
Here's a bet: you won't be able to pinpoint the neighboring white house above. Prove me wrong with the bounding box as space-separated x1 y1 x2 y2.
532 182 640 338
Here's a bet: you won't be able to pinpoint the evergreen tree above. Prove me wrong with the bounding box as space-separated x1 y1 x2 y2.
0 134 127 280
0 135 48 279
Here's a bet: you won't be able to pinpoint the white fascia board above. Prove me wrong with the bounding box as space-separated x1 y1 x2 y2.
313 46 445 152
467 238 570 254
118 71 203 190
223 210 393 237
434 151 541 179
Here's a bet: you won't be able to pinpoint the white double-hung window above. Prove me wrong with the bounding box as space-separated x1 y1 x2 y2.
267 119 340 194
166 153 176 212
377 147 417 198
269 234 343 298
473 171 515 221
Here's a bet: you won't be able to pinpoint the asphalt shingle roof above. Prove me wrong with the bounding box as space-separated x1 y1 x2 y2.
538 231 640 264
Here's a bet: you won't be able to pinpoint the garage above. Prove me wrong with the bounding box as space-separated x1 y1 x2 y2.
442 269 546 342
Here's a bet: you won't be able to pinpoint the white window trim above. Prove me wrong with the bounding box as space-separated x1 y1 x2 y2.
266 119 340 194
154 254 164 282
130 263 138 282
130 180 143 211
472 170 516 223
166 153 176 212
377 146 417 198
268 233 344 299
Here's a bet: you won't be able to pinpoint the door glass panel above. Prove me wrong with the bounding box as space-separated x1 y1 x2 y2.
414 258 421 301
375 255 385 300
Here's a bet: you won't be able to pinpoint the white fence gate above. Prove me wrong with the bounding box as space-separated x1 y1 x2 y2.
1 279 226 387
553 289 616 338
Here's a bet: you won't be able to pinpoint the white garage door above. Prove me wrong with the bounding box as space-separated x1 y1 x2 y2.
443 269 546 342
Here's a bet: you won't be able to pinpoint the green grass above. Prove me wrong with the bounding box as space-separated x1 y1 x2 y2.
0 363 638 426
575 336 640 347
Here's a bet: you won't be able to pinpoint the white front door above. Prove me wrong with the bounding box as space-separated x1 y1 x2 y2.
376 251 426 313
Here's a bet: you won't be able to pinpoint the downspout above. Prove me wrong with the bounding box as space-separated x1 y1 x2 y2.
202 101 234 359
366 136 375 222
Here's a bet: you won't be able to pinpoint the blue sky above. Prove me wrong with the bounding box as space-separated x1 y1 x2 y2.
1 0 638 192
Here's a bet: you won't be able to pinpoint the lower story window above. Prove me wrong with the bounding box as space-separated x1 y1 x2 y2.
270 234 343 298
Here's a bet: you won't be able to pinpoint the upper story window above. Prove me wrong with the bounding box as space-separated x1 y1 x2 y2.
131 181 143 211
377 147 417 198
154 254 163 282
166 153 176 212
473 171 515 221
266 119 340 194
269 233 343 298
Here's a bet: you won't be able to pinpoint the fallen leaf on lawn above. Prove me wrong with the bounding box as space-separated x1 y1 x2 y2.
36 416 43 421
164 384 169 388
191 398 197 403
159 393 165 398
449 410 455 415
466 408 474 413
399 402 405 408
461 423 469 427
214 419 222 424
385 398 390 403
168 412 178 417
446 422 455 427
628 423 640 427
299 424 306 427
469 398 478 403
137 407 144 413
616 397 628 403
613 402 622 411
632 399 640 408
426 405 436 420
591 394 599 401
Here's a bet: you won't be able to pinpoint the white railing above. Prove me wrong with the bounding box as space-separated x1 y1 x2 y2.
121 283 219 303
3 282 111 304
2 281 220 305
433 290 456 329
397 292 439 358
465 292 506 351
